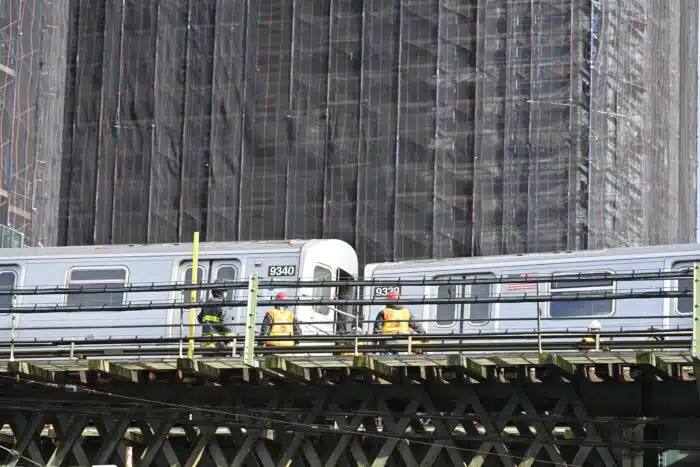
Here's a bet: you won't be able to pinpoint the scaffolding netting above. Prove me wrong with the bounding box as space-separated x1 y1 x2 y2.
2 0 698 265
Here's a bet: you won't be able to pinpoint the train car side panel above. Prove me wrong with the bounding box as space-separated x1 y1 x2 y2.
18 257 176 341
364 252 679 339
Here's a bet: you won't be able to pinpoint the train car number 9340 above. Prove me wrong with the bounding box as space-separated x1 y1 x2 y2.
267 265 297 277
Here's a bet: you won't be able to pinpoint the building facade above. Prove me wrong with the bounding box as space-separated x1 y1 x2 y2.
4 0 698 264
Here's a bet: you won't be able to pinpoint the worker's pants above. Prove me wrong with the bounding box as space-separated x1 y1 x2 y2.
202 323 234 348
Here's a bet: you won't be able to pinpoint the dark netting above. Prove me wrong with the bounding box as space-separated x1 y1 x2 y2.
91 0 123 243
60 0 106 245
527 0 575 253
150 0 188 243
324 0 363 246
356 0 400 264
238 0 294 240
393 1 438 260
206 0 247 242
434 1 476 259
10 0 693 265
180 0 215 239
111 0 158 244
285 0 329 239
472 0 507 256
501 0 532 255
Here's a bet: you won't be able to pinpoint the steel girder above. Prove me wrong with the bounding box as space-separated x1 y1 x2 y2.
0 380 697 467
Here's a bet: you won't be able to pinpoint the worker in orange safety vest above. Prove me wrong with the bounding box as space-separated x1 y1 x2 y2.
260 291 302 347
372 291 426 355
373 290 426 335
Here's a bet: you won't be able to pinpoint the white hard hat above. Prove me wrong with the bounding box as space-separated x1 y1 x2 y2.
588 320 601 330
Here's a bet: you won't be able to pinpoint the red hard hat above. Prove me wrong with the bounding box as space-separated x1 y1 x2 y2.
275 291 288 300
387 290 400 300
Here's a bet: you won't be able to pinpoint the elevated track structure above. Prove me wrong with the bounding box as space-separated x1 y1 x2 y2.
0 271 697 466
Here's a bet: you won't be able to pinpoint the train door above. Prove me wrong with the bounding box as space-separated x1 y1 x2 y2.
302 263 356 336
0 267 18 341
334 268 355 334
308 264 335 335
433 273 497 334
670 260 696 329
177 260 241 335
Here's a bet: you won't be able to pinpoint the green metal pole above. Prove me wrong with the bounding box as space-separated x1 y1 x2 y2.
243 275 259 366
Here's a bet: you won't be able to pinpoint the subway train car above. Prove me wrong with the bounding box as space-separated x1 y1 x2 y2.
362 243 696 337
0 239 358 343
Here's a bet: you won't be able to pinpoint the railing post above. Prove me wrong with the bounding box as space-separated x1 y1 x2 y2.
536 303 543 355
243 274 259 367
693 263 700 360
187 231 200 359
179 313 184 358
354 312 359 357
9 312 15 362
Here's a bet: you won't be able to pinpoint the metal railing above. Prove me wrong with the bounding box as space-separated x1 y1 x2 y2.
0 328 691 362
0 269 691 296
0 268 693 364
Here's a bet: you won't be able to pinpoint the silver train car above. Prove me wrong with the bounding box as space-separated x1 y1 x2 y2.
362 243 696 336
0 239 358 343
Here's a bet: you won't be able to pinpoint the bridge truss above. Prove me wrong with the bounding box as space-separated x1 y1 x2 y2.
0 352 698 466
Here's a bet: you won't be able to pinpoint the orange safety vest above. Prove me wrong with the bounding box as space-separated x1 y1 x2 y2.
266 308 296 347
382 307 411 335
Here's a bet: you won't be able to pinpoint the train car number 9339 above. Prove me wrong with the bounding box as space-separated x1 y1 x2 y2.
267 265 297 277
373 286 401 297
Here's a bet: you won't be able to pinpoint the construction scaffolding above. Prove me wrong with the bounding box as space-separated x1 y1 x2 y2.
0 0 68 248
7 0 698 263
0 1 35 246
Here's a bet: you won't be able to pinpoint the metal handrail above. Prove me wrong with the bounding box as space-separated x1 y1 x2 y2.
0 288 691 314
0 328 690 346
0 268 693 361
0 269 690 295
0 327 690 361
0 311 688 334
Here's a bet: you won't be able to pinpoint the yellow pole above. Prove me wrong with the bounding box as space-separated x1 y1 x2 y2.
187 231 200 358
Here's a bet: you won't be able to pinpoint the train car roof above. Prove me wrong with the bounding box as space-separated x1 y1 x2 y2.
0 239 342 260
367 242 700 273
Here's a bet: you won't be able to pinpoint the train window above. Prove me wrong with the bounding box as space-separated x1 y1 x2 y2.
436 284 457 327
435 274 494 327
552 279 613 289
214 266 237 301
183 266 205 303
0 271 16 310
66 268 127 307
550 299 613 319
313 266 333 315
677 274 692 314
549 273 614 319
468 282 491 324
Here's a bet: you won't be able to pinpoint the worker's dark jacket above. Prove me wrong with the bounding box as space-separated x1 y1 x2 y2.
198 296 233 335
259 308 302 337
373 304 426 334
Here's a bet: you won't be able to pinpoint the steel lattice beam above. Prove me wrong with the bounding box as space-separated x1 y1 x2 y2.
0 373 697 467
